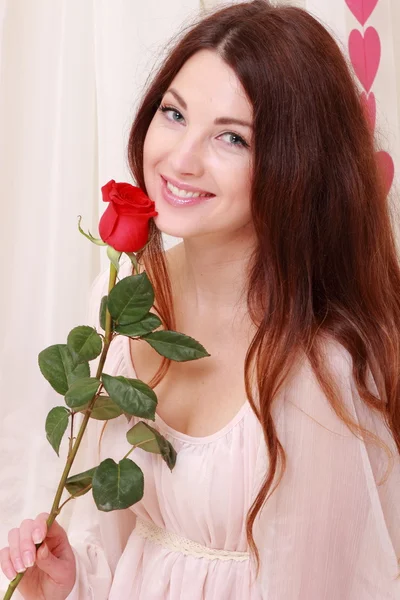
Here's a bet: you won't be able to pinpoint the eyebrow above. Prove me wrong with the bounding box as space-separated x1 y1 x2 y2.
165 88 253 130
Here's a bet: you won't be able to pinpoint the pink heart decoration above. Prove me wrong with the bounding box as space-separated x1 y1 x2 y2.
345 0 378 26
360 91 376 131
349 27 381 93
376 151 394 197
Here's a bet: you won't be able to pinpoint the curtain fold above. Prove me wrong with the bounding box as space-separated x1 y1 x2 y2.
0 0 195 593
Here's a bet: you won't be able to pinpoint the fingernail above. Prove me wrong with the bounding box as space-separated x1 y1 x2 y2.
40 544 48 559
15 558 25 573
5 566 16 580
23 551 34 568
32 529 43 544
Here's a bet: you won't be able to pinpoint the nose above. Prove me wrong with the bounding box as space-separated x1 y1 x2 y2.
168 132 205 178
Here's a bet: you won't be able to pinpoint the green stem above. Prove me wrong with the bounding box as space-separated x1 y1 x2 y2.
3 263 118 600
122 437 155 460
58 483 93 513
68 412 75 457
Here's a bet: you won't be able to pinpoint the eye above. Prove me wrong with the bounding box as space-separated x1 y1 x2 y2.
159 104 184 123
222 132 249 148
158 104 250 149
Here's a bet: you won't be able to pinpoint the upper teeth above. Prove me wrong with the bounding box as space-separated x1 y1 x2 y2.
166 180 210 198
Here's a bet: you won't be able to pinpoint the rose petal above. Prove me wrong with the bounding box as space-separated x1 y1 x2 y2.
98 180 157 252
106 215 150 253
101 180 116 202
99 202 119 242
113 202 157 217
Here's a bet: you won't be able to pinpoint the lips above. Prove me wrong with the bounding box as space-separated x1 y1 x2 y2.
160 175 215 207
161 175 214 196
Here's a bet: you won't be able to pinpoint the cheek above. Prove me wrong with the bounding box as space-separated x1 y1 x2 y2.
225 163 252 201
143 117 164 161
143 127 155 167
234 177 252 219
143 126 162 193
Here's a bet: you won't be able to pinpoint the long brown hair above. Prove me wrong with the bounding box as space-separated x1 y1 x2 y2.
111 0 400 576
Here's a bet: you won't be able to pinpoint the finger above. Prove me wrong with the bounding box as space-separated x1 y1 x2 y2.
37 515 67 544
0 547 17 581
31 512 50 544
19 519 36 569
7 528 25 574
35 541 71 584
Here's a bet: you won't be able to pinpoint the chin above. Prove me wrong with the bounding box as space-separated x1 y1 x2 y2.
152 215 199 240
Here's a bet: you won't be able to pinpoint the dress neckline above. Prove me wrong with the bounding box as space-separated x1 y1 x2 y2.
122 333 252 445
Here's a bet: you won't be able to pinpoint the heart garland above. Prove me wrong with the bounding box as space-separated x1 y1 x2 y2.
346 1 394 194
360 91 376 131
376 151 395 198
348 27 380 94
345 0 379 27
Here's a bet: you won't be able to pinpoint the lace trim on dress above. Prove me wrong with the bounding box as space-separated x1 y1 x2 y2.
134 517 250 562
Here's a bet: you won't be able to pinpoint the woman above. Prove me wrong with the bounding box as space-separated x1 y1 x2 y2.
2 1 400 598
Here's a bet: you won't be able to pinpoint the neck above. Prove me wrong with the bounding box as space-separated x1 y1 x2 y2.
173 229 256 326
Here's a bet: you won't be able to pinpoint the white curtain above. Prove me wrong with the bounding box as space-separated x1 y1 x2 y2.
0 0 196 593
0 0 398 594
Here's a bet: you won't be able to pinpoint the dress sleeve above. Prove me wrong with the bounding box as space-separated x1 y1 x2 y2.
252 340 400 600
63 262 137 599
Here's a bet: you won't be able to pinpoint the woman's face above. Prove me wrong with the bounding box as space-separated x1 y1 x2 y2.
143 49 254 241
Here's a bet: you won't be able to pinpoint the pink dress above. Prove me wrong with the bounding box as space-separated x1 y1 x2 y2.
62 258 400 599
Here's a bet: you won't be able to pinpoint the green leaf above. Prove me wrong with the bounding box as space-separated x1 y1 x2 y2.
108 273 154 326
101 373 157 419
45 406 70 456
65 467 97 497
68 346 84 368
68 360 90 386
65 377 101 410
126 421 177 471
82 395 123 420
100 295 116 333
92 458 144 511
100 295 108 331
114 312 162 337
38 344 90 395
67 326 103 363
141 331 211 362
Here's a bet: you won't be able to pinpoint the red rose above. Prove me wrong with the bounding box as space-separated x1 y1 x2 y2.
99 180 158 252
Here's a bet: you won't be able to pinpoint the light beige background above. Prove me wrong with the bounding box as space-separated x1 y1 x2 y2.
0 0 398 593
